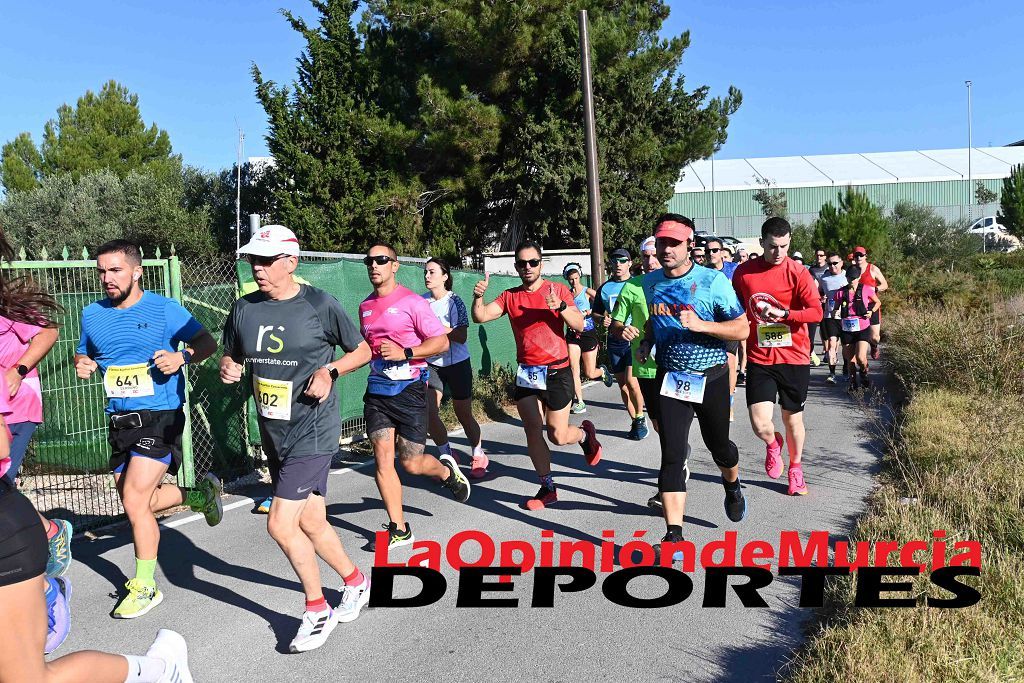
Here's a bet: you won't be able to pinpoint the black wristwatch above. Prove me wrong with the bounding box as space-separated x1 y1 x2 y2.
782 309 791 320
404 347 414 360
322 364 339 381
16 364 29 377
180 349 193 366
557 301 567 312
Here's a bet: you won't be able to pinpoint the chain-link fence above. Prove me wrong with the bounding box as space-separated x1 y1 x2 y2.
5 250 250 531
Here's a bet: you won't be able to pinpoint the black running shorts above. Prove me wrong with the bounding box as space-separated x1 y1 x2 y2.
0 482 47 587
566 329 599 353
426 358 474 401
364 380 429 446
841 328 872 346
513 365 574 412
821 318 842 339
744 362 810 413
107 408 185 475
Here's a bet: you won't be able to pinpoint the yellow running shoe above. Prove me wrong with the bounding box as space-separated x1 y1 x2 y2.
112 579 163 619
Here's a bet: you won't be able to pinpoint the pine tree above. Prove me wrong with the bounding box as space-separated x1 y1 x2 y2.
997 164 1024 239
813 187 890 257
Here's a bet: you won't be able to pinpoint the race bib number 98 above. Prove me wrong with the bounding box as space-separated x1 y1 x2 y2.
660 370 706 404
756 323 793 348
516 364 548 390
104 363 155 398
254 376 292 421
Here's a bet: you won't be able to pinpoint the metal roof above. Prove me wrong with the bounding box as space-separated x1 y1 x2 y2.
676 146 1024 193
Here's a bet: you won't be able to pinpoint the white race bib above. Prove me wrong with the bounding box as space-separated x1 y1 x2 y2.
516 364 548 390
841 318 862 332
660 370 706 404
104 363 155 398
381 360 415 381
757 323 793 348
254 376 292 421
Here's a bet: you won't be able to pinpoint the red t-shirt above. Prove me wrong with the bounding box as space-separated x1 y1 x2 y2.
732 257 824 366
495 280 576 368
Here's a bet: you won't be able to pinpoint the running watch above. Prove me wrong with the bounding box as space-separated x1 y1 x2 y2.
16 364 29 377
404 347 414 360
323 364 339 381
180 349 193 365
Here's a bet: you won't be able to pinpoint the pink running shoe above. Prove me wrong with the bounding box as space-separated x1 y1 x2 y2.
580 420 602 466
469 451 489 479
524 486 558 511
764 432 784 479
788 466 808 496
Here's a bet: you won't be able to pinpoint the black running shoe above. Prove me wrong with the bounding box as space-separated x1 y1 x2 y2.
384 522 414 549
653 530 685 564
723 484 747 522
440 455 471 503
736 371 746 386
647 492 663 510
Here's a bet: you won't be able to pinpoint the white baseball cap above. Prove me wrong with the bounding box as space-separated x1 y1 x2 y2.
237 224 300 257
639 236 656 253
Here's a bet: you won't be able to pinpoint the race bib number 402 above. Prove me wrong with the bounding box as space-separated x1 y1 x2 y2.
516 364 548 390
254 376 292 420
104 363 155 398
756 323 793 348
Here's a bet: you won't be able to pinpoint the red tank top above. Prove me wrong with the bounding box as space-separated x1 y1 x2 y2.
860 262 877 287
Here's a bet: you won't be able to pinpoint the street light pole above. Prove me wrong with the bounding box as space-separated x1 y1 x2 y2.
966 80 979 251
711 151 717 235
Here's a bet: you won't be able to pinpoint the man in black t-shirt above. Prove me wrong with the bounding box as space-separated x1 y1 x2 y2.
221 225 373 653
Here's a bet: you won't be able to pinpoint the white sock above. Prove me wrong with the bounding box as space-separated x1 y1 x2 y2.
473 444 485 457
122 655 166 683
438 442 452 456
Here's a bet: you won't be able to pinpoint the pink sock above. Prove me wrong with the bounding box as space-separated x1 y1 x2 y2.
305 596 328 612
343 567 365 586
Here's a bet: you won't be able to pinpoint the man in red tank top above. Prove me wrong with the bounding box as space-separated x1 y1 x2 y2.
732 218 823 496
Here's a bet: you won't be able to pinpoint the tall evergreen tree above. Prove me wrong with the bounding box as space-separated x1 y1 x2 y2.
0 133 43 194
997 164 1024 239
813 187 890 258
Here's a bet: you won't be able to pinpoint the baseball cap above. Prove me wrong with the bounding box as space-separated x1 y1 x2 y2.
237 224 300 257
853 246 867 256
792 251 804 260
638 236 656 253
609 248 631 260
654 219 694 242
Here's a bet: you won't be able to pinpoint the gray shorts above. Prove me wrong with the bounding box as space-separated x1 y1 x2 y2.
268 453 333 500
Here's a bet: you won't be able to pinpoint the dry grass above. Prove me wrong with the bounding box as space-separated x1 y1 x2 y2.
784 388 1024 681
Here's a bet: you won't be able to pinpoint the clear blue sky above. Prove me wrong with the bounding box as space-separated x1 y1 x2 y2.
1 0 1020 173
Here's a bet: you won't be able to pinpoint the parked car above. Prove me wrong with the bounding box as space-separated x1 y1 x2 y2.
968 216 1007 235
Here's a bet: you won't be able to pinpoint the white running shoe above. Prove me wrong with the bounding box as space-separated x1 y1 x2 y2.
335 578 371 623
147 629 194 683
289 608 337 653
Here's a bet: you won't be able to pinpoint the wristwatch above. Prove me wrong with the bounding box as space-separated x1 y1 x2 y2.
180 349 193 365
557 301 567 312
404 347 414 360
782 309 791 320
323 364 339 381
16 365 29 377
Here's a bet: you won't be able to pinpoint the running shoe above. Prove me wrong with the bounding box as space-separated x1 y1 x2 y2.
255 496 273 514
525 485 557 511
810 352 821 367
601 364 614 387
289 607 337 653
723 484 747 522
788 466 808 496
825 374 836 386
870 344 880 360
335 577 371 623
469 450 489 479
44 576 71 655
634 416 649 440
383 522 414 549
764 432 784 479
190 472 224 526
860 373 872 389
146 629 194 683
848 374 859 392
736 370 746 386
580 420 602 466
439 453 471 502
46 518 73 578
570 399 587 414
113 578 163 619
653 530 686 564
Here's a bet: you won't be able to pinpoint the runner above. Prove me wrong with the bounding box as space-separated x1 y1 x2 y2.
820 254 849 385
850 246 888 359
839 265 881 390
732 218 823 497
562 262 609 414
360 243 471 548
592 248 647 440
634 215 749 554
75 240 222 620
705 238 741 421
471 240 602 510
422 257 488 478
736 247 749 264
805 249 829 364
221 225 373 652
0 237 74 580
690 245 706 266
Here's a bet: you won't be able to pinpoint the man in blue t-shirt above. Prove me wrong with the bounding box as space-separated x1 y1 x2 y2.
74 240 219 619
591 248 648 440
636 215 749 559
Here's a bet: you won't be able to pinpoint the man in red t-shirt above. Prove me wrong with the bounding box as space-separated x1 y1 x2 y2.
472 240 603 510
732 218 823 496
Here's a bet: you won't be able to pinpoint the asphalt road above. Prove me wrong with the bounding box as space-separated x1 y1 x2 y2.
56 362 884 682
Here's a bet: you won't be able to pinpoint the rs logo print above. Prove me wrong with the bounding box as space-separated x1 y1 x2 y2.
256 325 285 353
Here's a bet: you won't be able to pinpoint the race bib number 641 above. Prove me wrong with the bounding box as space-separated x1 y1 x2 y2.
104 363 155 398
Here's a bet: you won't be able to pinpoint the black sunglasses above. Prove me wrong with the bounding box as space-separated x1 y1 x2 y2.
515 258 542 269
853 253 866 259
829 261 843 266
364 255 396 266
612 257 630 264
246 254 290 267
707 248 721 254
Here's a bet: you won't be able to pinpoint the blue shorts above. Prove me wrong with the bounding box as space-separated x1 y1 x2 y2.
607 342 632 374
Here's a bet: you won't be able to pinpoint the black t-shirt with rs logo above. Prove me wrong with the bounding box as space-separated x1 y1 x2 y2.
223 285 363 458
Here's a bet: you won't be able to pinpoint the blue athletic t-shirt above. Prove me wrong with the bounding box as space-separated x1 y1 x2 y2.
719 261 738 281
593 279 630 346
77 291 203 413
642 265 745 372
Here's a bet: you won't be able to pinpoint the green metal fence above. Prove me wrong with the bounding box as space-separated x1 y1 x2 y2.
4 249 250 530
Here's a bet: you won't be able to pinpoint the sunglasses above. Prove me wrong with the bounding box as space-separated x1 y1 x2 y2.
816 252 826 257
515 258 542 269
364 255 396 266
612 257 630 264
246 254 290 267
853 253 866 258
829 261 843 266
707 248 721 254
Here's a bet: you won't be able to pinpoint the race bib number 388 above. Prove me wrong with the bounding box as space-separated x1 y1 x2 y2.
254 376 292 421
104 363 155 398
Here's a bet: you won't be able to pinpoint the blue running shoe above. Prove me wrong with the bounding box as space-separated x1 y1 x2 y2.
46 519 73 578
635 416 649 440
44 576 72 655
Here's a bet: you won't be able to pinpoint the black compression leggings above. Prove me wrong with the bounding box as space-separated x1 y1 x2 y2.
656 366 738 493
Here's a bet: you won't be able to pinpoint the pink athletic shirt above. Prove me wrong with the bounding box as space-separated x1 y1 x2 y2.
0 315 44 424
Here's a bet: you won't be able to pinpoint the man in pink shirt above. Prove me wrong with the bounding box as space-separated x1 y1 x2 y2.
358 243 471 550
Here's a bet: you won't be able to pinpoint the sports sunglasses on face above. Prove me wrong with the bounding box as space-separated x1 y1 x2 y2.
515 258 542 269
247 254 289 267
364 255 396 266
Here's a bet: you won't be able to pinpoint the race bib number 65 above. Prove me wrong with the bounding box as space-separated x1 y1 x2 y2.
104 363 155 398
254 376 292 421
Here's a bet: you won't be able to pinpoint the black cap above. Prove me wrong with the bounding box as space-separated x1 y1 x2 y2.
609 248 631 260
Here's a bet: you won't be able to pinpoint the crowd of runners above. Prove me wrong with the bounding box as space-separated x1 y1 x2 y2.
0 213 888 679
